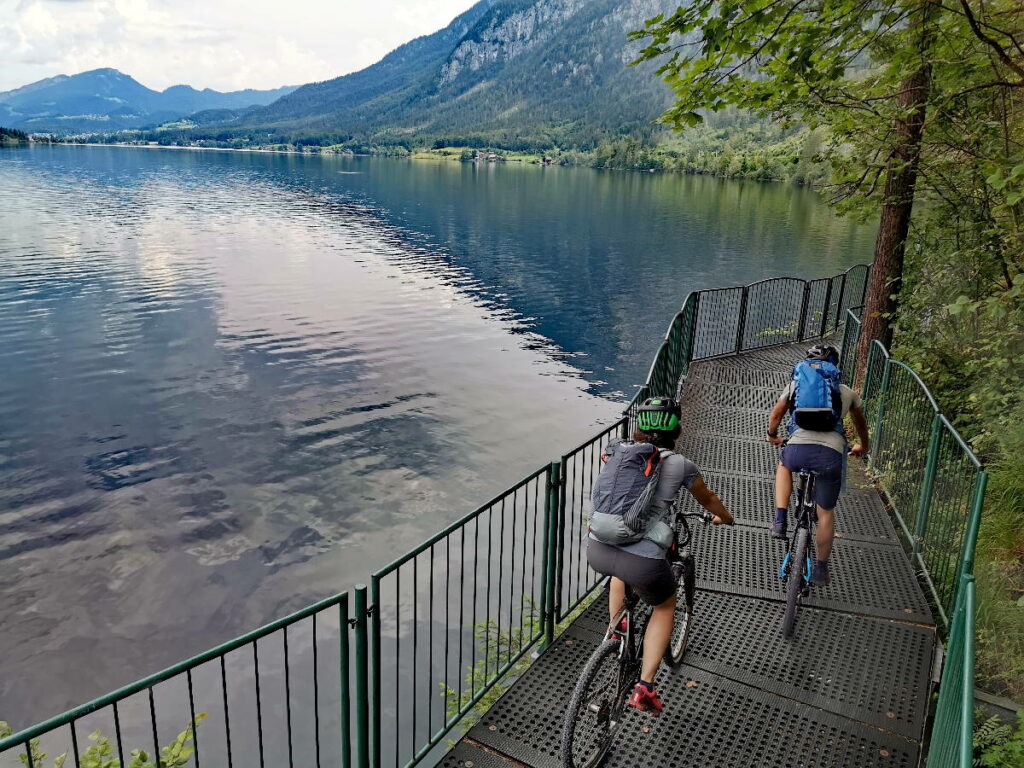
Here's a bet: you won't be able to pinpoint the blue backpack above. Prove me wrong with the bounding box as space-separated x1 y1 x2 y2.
790 360 844 433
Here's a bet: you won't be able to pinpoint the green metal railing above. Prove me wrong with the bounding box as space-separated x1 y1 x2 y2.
4 261 985 768
367 464 556 767
841 308 987 768
0 591 354 768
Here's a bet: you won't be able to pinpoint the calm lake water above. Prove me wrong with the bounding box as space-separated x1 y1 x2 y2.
0 145 875 724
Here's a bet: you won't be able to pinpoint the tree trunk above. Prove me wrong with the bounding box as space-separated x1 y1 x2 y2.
855 58 932 386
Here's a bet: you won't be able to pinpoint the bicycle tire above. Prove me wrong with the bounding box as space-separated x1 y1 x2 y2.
666 559 695 666
561 637 624 768
781 528 809 639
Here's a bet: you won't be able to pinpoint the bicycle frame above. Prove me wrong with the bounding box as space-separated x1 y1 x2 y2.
605 509 704 665
780 470 817 584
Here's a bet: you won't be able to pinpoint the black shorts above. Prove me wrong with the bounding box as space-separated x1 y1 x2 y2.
586 539 675 605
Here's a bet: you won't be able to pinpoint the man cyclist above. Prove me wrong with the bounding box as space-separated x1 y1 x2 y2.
586 396 733 715
765 344 870 586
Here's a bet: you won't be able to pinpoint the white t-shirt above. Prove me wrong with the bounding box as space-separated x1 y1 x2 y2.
778 381 862 455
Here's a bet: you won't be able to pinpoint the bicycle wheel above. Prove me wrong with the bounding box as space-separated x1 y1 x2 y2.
781 527 809 639
561 638 624 768
665 559 695 666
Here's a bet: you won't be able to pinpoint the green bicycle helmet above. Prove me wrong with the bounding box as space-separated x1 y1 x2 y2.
636 396 681 433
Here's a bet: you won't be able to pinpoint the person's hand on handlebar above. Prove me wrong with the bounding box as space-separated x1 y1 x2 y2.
687 478 734 526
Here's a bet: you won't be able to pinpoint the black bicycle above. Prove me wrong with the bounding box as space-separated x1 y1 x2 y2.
560 509 710 768
779 469 817 638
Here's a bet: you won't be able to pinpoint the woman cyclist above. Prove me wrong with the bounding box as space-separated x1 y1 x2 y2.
586 396 732 715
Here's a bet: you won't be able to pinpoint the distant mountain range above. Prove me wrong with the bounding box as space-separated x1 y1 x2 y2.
0 69 297 133
3 1 683 150
186 0 679 150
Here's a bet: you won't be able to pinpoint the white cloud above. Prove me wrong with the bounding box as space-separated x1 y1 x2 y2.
0 0 478 92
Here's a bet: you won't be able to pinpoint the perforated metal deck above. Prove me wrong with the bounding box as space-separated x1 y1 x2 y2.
445 342 937 768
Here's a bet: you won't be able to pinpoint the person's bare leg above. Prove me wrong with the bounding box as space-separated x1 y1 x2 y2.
609 577 625 623
816 506 835 562
641 595 676 683
775 462 792 510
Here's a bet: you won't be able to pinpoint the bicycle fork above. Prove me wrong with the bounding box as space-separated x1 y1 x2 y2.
778 546 812 583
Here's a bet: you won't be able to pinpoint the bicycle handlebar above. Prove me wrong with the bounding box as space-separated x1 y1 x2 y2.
677 509 713 523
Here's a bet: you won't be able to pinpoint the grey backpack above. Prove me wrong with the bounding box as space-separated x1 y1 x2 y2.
589 439 670 546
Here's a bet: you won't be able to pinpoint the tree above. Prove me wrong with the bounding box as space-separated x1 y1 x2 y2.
631 0 1024 378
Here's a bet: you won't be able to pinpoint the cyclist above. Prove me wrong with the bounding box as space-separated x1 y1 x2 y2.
765 344 870 586
586 396 733 715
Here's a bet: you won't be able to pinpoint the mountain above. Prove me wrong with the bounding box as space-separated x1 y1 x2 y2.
179 0 680 151
0 69 298 134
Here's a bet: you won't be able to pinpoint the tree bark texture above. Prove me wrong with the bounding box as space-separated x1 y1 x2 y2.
855 51 933 386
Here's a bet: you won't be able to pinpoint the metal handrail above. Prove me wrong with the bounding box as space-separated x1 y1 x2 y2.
842 307 987 768
0 590 352 757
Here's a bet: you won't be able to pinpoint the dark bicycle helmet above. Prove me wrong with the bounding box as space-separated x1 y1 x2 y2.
805 344 839 365
636 396 681 433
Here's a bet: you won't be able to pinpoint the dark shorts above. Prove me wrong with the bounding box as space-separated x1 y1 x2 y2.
586 539 674 605
781 443 844 510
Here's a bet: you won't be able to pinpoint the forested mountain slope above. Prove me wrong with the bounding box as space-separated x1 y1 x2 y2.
0 69 297 133
188 0 680 150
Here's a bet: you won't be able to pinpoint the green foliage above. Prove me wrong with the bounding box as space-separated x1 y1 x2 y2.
975 711 1024 767
439 589 603 740
0 715 204 768
0 126 30 144
975 713 1013 765
440 598 541 733
634 0 1024 696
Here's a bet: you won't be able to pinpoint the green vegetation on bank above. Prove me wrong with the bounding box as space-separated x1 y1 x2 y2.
0 717 203 767
84 112 829 187
0 127 30 145
634 0 1024 701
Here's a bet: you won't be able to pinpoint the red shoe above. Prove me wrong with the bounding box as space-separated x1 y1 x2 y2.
628 683 663 716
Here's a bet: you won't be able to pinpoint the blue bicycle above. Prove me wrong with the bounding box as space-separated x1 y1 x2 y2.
779 469 817 638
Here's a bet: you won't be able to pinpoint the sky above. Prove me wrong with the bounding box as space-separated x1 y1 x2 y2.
0 0 478 93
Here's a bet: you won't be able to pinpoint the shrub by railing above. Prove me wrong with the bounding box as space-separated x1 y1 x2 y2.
6 262 986 768
841 308 986 768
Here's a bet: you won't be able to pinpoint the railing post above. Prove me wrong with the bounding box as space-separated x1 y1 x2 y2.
734 286 749 353
833 271 848 331
369 578 381 767
352 585 370 768
796 281 811 341
959 470 988 580
870 359 892 469
959 577 977 766
554 453 570 623
683 295 697 376
913 414 943 555
340 595 352 768
539 460 562 650
819 279 833 338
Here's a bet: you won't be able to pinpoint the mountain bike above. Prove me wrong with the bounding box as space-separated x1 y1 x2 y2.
779 469 817 638
560 509 711 768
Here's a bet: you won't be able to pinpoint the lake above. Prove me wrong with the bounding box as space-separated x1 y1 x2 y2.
0 145 875 725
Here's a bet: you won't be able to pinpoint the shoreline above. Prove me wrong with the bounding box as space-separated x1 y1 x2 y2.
40 141 808 187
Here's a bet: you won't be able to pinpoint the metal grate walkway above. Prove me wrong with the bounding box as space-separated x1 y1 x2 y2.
443 342 937 768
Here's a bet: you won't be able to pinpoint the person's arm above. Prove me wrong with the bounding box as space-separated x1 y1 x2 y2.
687 477 734 525
849 403 870 456
766 395 788 447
